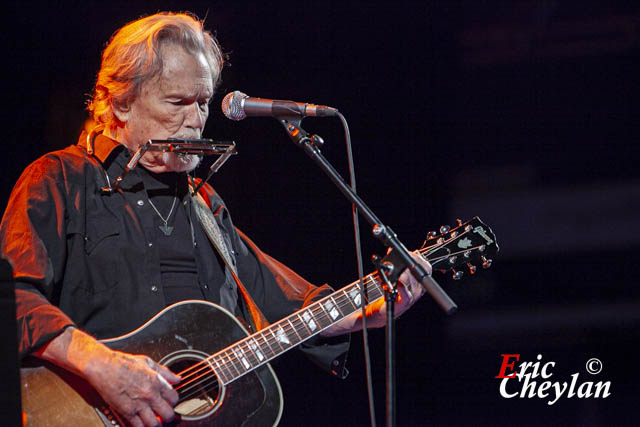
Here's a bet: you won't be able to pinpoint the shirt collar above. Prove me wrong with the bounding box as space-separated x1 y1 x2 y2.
78 131 126 164
78 131 192 194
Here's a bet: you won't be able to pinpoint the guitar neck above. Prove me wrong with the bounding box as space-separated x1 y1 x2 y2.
208 271 385 385
204 216 497 386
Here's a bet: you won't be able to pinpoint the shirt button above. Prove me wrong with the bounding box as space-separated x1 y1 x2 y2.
202 283 209 289
150 285 158 292
148 242 153 247
137 200 144 206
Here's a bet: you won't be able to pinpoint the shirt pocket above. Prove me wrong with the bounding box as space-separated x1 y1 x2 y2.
84 212 120 254
67 211 122 295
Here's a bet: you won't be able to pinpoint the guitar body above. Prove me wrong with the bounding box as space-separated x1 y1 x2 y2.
21 301 283 426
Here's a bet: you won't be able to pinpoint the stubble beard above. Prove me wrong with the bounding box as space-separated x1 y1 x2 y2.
162 152 202 172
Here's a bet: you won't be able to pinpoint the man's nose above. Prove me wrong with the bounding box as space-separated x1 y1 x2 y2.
185 103 206 128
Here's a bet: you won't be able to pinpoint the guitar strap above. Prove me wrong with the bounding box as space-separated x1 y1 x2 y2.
190 188 270 332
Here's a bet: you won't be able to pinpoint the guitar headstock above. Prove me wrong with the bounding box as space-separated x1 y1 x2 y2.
419 217 499 280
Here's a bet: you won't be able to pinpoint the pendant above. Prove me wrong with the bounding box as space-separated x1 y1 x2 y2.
159 224 174 236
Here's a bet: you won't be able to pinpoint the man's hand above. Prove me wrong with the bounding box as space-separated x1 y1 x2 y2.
322 251 431 335
388 250 431 318
36 327 180 427
84 350 180 426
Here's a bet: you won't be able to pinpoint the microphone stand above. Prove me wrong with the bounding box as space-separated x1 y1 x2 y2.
278 118 457 427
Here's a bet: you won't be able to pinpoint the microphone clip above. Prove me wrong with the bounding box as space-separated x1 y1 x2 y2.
279 119 324 150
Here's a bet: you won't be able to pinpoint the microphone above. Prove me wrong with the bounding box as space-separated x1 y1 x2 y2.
222 91 338 121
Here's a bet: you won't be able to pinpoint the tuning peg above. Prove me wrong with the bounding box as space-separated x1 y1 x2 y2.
448 256 457 265
439 225 451 234
310 134 324 148
467 262 477 275
452 269 464 280
456 218 463 226
481 256 492 269
426 231 438 240
463 250 472 259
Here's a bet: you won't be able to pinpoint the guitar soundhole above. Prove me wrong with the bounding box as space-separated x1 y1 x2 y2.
161 350 224 421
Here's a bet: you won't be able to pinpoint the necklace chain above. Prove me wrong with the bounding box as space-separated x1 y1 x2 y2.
147 187 178 227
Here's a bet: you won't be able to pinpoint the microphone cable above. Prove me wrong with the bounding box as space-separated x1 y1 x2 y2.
337 111 377 427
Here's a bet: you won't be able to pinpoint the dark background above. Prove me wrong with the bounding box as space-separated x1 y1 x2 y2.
5 1 640 426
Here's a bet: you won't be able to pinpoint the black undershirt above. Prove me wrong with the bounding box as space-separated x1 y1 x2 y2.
140 169 205 305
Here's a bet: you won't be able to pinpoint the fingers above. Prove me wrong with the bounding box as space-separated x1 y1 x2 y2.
137 406 161 427
84 350 180 427
122 382 176 427
403 281 415 302
413 250 432 275
119 356 178 426
400 250 431 304
127 414 145 427
155 361 182 385
150 390 177 424
120 404 153 427
399 276 424 306
157 373 180 406
397 265 426 309
147 357 180 407
121 380 176 426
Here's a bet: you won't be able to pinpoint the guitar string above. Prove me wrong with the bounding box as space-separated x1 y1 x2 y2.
177 271 487 410
173 271 380 382
174 293 377 408
175 272 401 411
175 283 382 414
172 236 485 406
174 240 488 412
173 292 373 406
172 228 487 406
174 247 401 385
174 279 378 392
173 237 483 404
173 276 383 403
178 285 365 389
174 262 413 405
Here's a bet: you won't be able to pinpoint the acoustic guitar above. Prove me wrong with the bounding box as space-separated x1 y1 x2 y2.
20 217 498 426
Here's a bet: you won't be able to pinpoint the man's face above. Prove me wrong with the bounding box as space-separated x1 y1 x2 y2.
116 43 214 173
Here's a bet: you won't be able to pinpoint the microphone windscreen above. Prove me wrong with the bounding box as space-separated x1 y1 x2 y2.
221 91 248 121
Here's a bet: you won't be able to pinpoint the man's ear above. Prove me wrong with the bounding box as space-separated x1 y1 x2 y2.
111 97 132 124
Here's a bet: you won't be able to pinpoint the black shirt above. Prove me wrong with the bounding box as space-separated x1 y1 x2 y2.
0 132 349 377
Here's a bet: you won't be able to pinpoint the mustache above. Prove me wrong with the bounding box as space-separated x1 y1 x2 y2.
161 152 202 172
172 132 202 140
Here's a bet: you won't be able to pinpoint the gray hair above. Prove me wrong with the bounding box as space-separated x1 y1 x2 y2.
87 12 225 130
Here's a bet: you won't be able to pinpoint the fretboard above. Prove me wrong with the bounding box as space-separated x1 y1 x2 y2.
200 217 494 386
207 271 385 385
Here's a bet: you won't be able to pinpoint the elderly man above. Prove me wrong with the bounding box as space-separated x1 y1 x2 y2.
1 12 428 427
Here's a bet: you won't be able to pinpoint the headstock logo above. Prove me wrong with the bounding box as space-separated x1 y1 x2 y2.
457 237 472 249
